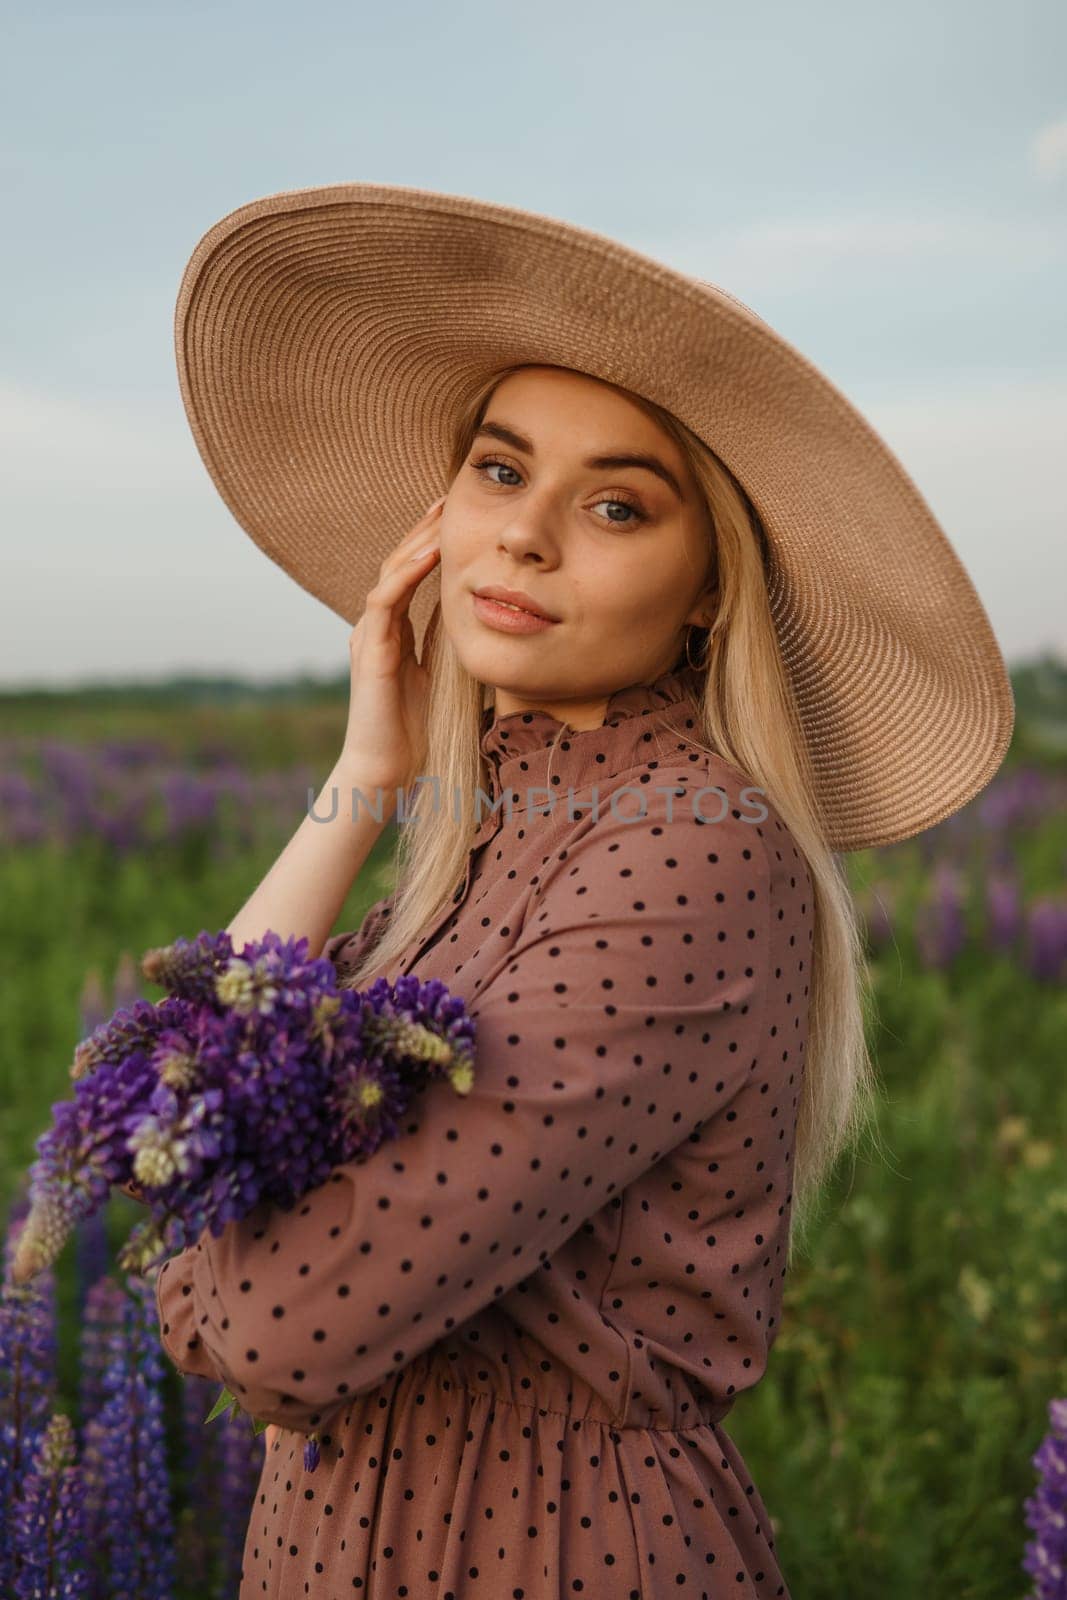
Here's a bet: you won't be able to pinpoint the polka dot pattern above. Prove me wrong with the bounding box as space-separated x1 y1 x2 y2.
155 666 813 1597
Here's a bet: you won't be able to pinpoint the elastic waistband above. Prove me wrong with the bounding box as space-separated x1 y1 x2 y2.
414 1348 733 1434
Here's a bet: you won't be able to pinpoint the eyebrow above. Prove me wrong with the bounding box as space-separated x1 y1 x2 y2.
472 420 685 503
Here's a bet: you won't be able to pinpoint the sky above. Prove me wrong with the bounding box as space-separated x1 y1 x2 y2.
2 0 1064 688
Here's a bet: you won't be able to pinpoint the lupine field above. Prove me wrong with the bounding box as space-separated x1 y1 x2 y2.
1 663 1065 1599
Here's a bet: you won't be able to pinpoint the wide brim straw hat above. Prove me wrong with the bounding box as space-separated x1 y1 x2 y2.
173 180 1014 854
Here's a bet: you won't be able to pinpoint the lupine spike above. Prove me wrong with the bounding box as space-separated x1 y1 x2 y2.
141 929 237 1004
115 1215 172 1277
214 954 282 1016
70 996 177 1082
218 1400 266 1590
11 1412 90 1599
177 1373 220 1588
9 1190 79 1285
1022 1394 1067 1597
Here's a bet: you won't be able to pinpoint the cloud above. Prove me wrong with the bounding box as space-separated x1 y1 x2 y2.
860 375 1066 658
642 211 1067 296
0 379 196 498
1031 116 1067 181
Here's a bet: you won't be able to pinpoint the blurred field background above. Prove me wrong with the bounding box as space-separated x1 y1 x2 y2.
1 655 1065 1598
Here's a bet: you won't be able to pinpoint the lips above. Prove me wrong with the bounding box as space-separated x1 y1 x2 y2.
472 587 559 621
485 597 543 618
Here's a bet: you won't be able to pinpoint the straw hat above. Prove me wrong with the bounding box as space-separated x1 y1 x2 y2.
173 180 1014 852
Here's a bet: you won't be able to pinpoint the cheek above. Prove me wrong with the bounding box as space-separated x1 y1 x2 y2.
437 527 482 595
586 560 695 637
438 509 483 566
589 552 669 611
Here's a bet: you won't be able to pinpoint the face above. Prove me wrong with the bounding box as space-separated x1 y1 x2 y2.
437 365 718 730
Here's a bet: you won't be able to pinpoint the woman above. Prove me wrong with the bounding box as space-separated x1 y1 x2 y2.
155 184 1013 1598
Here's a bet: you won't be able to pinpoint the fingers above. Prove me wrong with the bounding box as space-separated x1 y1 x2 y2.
363 500 444 621
388 497 446 567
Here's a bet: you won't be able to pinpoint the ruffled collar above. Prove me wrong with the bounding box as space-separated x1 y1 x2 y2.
476 663 705 815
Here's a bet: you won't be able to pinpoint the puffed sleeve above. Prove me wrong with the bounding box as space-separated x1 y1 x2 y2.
320 891 395 980
154 1250 223 1383
154 792 776 1434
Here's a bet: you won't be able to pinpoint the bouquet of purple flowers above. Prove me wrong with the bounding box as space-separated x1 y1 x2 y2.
7 929 477 1467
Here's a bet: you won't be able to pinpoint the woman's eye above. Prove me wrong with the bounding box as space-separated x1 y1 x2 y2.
475 458 521 489
591 498 646 526
469 457 648 526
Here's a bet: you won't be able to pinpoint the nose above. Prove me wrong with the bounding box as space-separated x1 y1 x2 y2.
494 500 563 566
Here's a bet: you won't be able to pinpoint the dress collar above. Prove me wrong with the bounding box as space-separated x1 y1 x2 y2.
477 664 705 813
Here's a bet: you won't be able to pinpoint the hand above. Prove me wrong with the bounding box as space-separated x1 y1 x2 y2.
339 497 446 797
263 1423 281 1455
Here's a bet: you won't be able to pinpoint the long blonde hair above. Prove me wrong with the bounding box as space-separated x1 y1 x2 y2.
341 363 885 1262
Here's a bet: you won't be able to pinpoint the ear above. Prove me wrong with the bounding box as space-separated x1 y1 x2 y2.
685 583 720 630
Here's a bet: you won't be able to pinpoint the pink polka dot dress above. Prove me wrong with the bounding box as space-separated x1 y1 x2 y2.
155 664 814 1598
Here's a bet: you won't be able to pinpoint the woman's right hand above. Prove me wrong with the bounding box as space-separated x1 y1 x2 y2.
339 497 445 797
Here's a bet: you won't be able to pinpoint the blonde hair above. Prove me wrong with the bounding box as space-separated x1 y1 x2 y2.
340 363 885 1263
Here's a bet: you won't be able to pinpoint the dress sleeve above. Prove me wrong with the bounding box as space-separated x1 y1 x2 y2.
320 892 395 981
154 795 776 1434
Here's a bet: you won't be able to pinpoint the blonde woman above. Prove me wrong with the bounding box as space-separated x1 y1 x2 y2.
155 185 1013 1599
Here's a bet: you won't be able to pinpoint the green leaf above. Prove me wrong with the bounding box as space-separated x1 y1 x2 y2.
204 1385 240 1425
203 1386 271 1435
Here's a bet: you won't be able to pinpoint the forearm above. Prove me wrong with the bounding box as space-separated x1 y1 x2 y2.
225 755 396 959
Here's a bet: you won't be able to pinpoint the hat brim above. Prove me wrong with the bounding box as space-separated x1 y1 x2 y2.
174 180 1014 851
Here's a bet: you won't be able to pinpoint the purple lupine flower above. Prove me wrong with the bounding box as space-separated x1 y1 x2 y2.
74 970 117 1330
11 1412 90 1599
70 992 192 1082
158 769 223 837
0 769 45 847
38 739 96 824
217 1401 265 1591
0 1212 59 1466
73 1208 111 1335
988 834 1018 875
8 927 478 1477
176 1374 222 1588
915 862 968 970
1022 1394 1067 1597
78 1287 132 1598
1025 900 1067 985
980 766 1062 835
0 1212 60 1596
4 734 357 854
11 931 476 1288
77 1276 130 1464
10 1044 163 1285
0 1416 17 1596
90 1276 175 1597
986 868 1024 954
98 737 170 771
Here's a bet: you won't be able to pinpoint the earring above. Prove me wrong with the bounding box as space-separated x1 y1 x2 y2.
685 623 710 672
